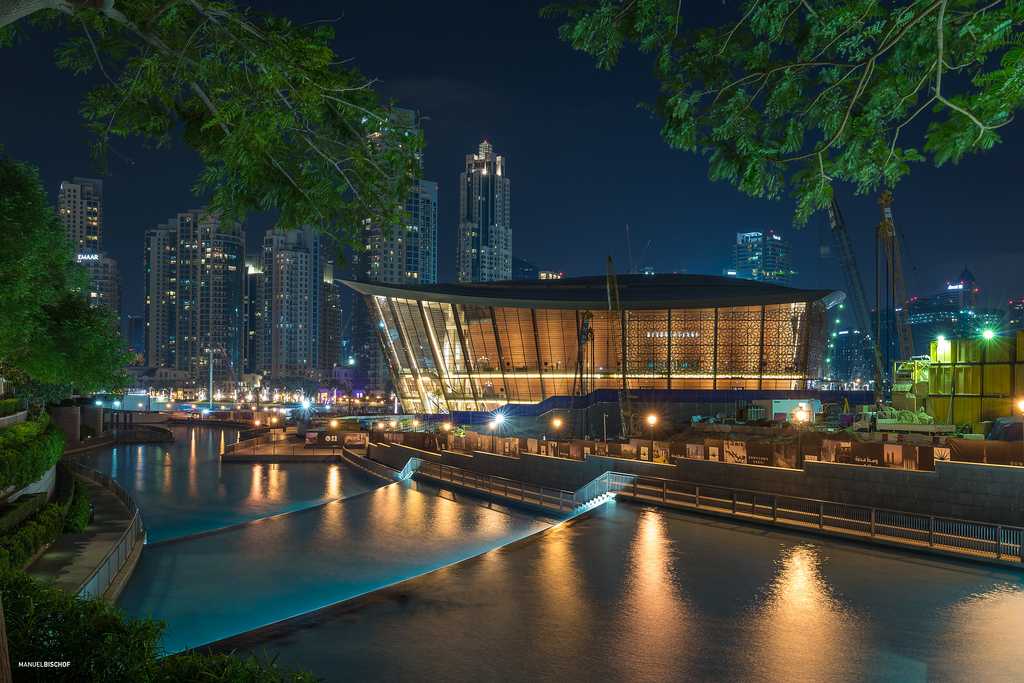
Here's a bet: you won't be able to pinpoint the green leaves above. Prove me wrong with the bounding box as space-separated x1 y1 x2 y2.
0 156 130 403
27 1 422 256
547 0 1024 225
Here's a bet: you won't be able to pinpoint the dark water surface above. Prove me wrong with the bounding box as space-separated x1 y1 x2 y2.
228 502 1024 683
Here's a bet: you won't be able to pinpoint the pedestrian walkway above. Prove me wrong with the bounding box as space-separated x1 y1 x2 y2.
26 476 132 595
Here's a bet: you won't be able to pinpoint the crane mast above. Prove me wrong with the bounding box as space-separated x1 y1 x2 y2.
878 192 914 362
826 198 884 403
606 256 634 435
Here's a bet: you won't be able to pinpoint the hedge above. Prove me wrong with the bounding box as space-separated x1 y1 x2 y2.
63 480 91 533
0 492 48 536
0 570 315 682
0 398 21 417
0 414 65 492
0 468 77 572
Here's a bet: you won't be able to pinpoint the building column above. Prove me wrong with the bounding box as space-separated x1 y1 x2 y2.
489 307 511 405
451 304 482 412
531 309 547 400
417 301 453 414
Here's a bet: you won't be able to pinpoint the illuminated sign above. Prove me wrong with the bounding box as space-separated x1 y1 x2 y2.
645 331 699 339
76 253 100 262
947 284 963 290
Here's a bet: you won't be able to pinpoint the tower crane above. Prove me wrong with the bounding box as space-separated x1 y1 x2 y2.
878 192 914 362
826 198 884 404
606 256 634 435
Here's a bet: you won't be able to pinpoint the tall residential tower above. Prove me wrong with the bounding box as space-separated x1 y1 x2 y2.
457 141 511 283
57 177 120 320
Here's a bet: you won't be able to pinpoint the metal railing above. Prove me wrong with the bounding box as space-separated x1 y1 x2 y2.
63 462 147 598
613 474 1024 565
411 459 577 514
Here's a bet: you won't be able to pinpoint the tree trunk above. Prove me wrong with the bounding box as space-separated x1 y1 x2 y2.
0 0 61 29
0 594 10 683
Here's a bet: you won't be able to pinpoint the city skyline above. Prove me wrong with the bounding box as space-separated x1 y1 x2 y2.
7 1 1022 328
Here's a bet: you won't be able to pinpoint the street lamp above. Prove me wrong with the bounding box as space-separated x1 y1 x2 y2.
549 416 563 456
982 328 995 340
646 413 658 461
329 419 339 430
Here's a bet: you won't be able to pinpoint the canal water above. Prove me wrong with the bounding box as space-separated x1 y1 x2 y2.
99 426 553 651
227 502 1024 683
77 425 378 542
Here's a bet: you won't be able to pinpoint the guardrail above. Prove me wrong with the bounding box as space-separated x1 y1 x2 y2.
63 462 147 598
407 458 577 514
613 475 1024 565
221 430 293 455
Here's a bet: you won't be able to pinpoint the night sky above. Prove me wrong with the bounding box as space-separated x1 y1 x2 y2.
3 1 1022 323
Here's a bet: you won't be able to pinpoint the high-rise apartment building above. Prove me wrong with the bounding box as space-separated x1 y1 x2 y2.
731 230 794 283
244 260 264 375
320 262 344 380
350 108 439 391
57 177 103 252
57 177 120 320
457 140 511 282
257 227 325 381
143 209 246 383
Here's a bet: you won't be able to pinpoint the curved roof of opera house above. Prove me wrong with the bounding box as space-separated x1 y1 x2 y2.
345 274 843 310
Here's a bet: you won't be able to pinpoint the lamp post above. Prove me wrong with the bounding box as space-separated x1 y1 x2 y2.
646 413 658 461
550 417 563 456
603 412 608 444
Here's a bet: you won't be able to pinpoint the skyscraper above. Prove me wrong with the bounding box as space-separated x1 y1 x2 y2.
457 140 511 282
258 227 325 381
57 176 120 320
244 259 264 375
350 108 439 391
731 230 794 283
143 209 246 383
57 177 102 252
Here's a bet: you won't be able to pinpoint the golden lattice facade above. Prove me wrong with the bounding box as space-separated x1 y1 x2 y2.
347 275 838 413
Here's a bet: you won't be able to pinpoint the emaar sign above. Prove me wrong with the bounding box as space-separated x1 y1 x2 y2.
76 253 100 262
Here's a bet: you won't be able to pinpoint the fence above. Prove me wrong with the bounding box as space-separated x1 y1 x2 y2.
410 459 578 514
63 462 147 598
611 474 1024 565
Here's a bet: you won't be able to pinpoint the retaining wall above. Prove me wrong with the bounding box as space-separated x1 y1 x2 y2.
368 441 1024 526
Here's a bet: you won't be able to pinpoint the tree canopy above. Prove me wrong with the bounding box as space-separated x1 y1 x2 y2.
546 0 1024 223
0 0 421 251
0 155 129 402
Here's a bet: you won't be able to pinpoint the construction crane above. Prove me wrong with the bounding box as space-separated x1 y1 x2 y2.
606 256 634 435
826 198 884 403
878 192 914 361
572 310 594 397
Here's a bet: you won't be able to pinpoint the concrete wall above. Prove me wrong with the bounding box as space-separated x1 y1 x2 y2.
49 406 80 446
369 440 1024 526
80 406 104 435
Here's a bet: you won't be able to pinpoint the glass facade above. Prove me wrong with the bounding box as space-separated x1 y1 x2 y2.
363 291 829 414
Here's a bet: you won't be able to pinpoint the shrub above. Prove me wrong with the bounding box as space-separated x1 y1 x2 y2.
0 414 64 491
0 398 21 417
0 504 65 571
0 493 48 536
157 652 318 682
0 569 315 682
1 568 162 682
63 481 91 533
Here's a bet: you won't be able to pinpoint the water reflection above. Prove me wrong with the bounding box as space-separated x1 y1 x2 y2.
76 426 379 542
612 508 691 682
935 584 1024 679
742 544 861 681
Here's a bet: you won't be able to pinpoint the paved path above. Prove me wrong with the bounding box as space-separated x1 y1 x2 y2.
26 477 131 594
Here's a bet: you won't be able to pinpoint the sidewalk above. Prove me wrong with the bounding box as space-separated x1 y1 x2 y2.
26 477 132 595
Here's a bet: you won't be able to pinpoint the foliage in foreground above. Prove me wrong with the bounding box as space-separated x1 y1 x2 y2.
0 399 22 418
1 569 316 682
546 0 1024 223
0 156 129 403
0 414 64 492
63 479 91 533
0 465 76 572
1 0 421 252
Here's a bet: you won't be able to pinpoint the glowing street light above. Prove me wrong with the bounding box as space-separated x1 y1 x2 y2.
982 328 996 340
329 419 339 429
254 419 262 427
1017 398 1024 413
646 413 658 461
441 422 452 432
551 417 563 430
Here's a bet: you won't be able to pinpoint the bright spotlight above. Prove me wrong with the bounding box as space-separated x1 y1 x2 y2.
982 328 995 340
551 417 563 430
493 413 505 425
646 414 658 426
